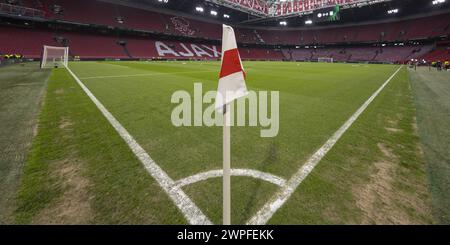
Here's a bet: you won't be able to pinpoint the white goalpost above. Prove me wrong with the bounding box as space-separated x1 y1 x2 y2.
41 45 69 69
318 57 334 63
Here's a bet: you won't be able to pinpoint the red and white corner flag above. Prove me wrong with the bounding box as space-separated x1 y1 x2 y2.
216 24 248 225
215 24 248 110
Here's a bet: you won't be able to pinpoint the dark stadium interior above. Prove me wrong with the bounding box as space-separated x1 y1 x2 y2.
2 0 450 231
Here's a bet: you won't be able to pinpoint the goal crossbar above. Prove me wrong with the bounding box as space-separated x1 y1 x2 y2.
317 57 334 63
41 45 69 69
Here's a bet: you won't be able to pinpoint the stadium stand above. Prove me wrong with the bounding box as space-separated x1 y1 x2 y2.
0 24 440 62
253 13 449 45
420 42 450 62
0 0 448 62
0 26 54 58
283 45 434 63
6 0 449 44
0 26 283 60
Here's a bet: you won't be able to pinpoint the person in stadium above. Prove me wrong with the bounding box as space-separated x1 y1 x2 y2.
436 60 442 71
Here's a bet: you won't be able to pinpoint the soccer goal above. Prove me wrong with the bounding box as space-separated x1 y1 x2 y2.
40 45 69 69
317 57 334 63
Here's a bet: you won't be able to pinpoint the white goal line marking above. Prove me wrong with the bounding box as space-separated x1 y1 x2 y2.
175 169 287 188
65 66 212 225
80 71 215 80
247 66 403 225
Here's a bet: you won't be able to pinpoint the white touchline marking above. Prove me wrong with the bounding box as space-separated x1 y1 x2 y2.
247 66 403 225
80 70 215 80
65 66 212 225
175 169 287 188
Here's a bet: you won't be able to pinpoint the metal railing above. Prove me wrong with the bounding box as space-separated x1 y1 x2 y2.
0 3 45 18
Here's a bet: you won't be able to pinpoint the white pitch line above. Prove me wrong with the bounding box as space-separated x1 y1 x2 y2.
247 66 403 225
65 66 212 225
80 70 215 80
175 169 287 188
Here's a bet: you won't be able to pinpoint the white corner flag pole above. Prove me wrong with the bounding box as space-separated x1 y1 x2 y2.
223 103 231 225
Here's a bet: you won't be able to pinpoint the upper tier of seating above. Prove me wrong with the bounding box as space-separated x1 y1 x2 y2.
9 0 450 45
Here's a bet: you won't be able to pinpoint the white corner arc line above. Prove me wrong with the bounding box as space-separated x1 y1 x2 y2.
65 66 212 225
247 66 403 225
80 70 215 80
175 169 287 188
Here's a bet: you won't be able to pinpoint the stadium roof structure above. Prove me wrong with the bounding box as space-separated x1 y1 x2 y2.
118 0 449 28
205 0 393 18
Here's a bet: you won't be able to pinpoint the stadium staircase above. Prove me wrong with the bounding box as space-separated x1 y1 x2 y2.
121 43 133 59
158 13 170 34
254 30 265 43
371 50 379 62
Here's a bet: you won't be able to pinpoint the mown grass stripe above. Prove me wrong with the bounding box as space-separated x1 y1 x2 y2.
65 65 212 225
248 66 403 225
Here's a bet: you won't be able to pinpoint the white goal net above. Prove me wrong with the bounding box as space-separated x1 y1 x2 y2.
318 57 333 63
41 45 69 68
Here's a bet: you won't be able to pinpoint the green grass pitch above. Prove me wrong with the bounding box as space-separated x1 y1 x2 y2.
11 61 435 224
